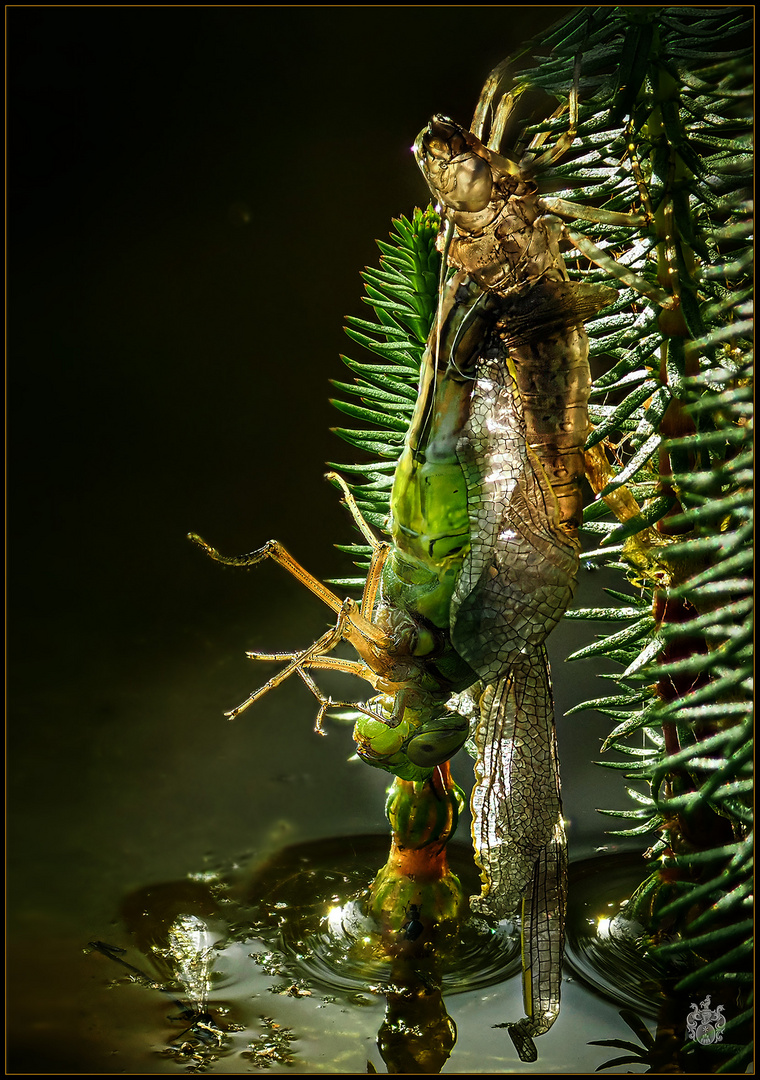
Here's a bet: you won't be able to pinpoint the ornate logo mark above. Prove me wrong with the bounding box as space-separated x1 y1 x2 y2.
686 995 727 1046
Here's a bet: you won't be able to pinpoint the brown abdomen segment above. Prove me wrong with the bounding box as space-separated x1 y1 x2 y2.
509 324 592 535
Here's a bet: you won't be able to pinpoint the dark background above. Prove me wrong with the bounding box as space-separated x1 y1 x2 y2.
8 7 635 1072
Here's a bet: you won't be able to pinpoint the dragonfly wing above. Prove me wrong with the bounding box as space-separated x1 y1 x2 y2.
451 353 579 680
509 816 568 1057
469 647 563 919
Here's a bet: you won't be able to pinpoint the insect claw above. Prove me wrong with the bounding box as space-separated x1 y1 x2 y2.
224 692 261 720
187 531 216 557
311 689 334 735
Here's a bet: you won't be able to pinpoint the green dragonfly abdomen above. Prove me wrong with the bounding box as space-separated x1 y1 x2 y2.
381 271 500 649
387 447 471 630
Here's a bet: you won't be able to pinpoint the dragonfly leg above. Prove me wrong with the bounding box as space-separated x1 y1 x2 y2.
523 100 570 160
224 602 355 720
189 533 349 616
471 59 511 142
244 650 383 732
360 543 389 619
539 118 655 228
485 86 528 153
526 52 580 169
190 530 394 650
227 591 397 724
552 219 676 309
584 441 673 551
325 469 396 623
474 51 580 162
540 197 649 228
294 668 388 734
326 471 383 551
583 442 672 575
324 470 391 616
247 649 374 675
190 512 401 730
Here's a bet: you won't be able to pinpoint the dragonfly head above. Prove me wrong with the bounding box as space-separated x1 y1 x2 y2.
414 115 494 213
353 698 469 779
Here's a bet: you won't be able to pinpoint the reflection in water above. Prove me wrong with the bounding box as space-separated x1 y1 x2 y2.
379 982 456 1074
87 935 232 1070
87 842 684 1073
96 837 523 1071
563 852 753 1074
161 914 217 1011
564 852 671 1018
232 834 519 1072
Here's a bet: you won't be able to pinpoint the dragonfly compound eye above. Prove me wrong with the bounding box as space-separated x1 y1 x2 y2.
404 713 469 767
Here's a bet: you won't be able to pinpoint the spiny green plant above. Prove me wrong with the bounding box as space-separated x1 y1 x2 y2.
511 8 752 1071
330 6 752 1071
327 206 441 585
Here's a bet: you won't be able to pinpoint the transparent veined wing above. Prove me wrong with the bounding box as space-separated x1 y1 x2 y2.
451 349 579 680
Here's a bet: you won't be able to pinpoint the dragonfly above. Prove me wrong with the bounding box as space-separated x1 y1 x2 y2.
189 55 663 1060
